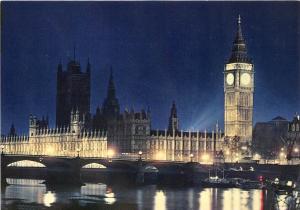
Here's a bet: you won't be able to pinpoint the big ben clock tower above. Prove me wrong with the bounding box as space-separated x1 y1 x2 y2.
224 15 254 144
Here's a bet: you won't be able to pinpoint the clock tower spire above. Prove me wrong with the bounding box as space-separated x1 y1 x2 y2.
224 15 254 146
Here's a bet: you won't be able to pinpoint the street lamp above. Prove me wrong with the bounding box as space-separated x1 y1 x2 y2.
253 153 260 160
138 150 143 160
241 146 247 151
107 149 115 162
0 145 4 155
294 147 299 160
190 153 194 162
76 148 80 158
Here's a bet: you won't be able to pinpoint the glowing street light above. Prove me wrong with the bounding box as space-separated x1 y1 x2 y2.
190 153 194 162
156 151 165 160
294 147 299 153
138 150 143 160
201 153 210 164
0 145 4 155
241 146 247 151
76 148 80 157
280 152 286 158
107 149 115 162
253 153 261 160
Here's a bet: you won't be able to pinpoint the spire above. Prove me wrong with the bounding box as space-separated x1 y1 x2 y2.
170 101 177 118
87 57 91 74
228 15 251 63
9 123 17 136
107 66 116 99
73 43 76 61
57 59 63 72
168 101 179 132
102 66 120 119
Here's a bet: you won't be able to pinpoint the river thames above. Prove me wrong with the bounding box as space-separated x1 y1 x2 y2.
1 178 294 210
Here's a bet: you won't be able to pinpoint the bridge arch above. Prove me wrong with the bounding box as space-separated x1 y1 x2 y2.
142 165 159 173
7 160 46 168
82 163 107 169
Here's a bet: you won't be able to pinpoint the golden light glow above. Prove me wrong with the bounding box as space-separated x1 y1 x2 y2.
199 188 212 210
294 147 299 153
201 153 211 164
156 151 166 160
241 73 251 85
46 146 55 156
7 160 45 167
226 73 234 85
82 163 107 169
43 191 56 207
107 149 115 158
253 153 260 160
226 63 253 71
104 191 116 205
154 191 166 210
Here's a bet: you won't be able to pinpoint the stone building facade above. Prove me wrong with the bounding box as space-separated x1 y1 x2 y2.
287 114 300 155
1 110 107 158
1 66 223 162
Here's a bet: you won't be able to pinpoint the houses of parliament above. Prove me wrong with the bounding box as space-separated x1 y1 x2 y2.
1 16 255 162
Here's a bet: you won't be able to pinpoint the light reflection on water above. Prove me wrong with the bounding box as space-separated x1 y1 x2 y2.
1 178 294 210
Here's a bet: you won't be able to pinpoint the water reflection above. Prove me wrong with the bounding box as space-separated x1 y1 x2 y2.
43 191 56 207
1 178 295 210
154 191 166 210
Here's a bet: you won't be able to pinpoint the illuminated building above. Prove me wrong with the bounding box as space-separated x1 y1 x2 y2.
224 15 254 144
0 96 222 161
1 110 107 158
1 19 233 162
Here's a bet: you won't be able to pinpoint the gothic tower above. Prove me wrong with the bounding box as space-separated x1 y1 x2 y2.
224 15 254 144
56 54 91 127
102 68 120 120
168 101 179 132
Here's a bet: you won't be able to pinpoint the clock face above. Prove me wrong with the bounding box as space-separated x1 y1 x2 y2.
226 73 234 85
241 73 251 85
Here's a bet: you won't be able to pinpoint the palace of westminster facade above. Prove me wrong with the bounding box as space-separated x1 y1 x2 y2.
1 17 258 161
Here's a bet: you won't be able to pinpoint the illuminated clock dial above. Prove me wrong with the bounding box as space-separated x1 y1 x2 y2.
226 73 234 85
241 73 251 85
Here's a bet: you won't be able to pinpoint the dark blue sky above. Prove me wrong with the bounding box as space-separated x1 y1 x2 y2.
1 2 300 134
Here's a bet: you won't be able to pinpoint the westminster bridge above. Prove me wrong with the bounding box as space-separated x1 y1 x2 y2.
1 153 299 186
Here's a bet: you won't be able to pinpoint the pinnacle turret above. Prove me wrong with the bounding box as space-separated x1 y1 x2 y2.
102 67 120 119
168 101 179 132
228 15 251 63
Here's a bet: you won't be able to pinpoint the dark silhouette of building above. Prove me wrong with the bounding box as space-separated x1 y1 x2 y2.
253 116 289 159
8 124 17 136
92 68 120 131
168 101 179 132
56 55 90 127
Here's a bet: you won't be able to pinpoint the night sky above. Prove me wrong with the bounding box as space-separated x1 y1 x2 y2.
1 2 300 134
